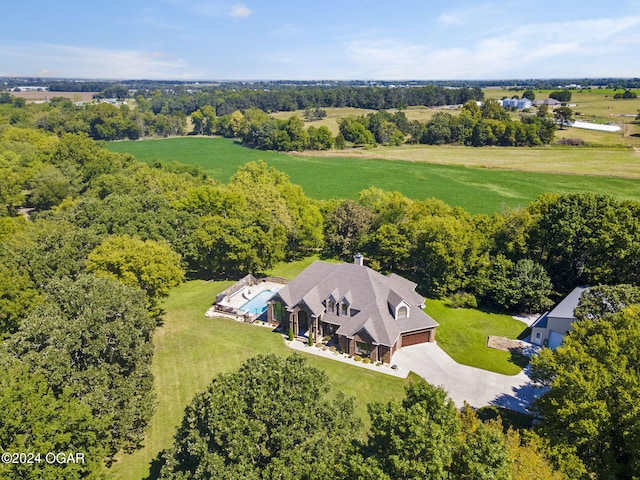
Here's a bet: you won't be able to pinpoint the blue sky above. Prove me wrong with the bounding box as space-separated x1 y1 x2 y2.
2 0 639 80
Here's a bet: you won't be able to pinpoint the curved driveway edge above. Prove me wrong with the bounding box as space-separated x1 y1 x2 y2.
392 343 541 413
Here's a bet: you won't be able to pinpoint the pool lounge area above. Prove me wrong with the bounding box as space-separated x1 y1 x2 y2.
207 274 286 322
239 289 279 316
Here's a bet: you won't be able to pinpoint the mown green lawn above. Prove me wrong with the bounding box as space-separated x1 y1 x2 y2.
105 255 534 478
108 137 640 215
424 299 528 375
106 277 412 480
262 253 339 278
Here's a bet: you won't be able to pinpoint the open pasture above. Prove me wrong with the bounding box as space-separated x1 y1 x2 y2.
271 107 375 136
9 90 97 102
271 106 445 135
108 137 640 215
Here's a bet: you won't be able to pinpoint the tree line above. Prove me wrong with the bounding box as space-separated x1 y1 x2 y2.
1 127 639 477
0 95 187 140
1 83 481 139
2 85 561 149
135 84 484 116
5 76 639 96
196 99 557 151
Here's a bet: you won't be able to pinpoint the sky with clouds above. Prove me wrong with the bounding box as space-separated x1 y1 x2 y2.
1 0 639 80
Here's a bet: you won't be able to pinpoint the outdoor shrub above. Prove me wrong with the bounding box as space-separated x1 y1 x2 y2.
308 333 314 346
363 358 371 364
556 137 585 146
322 347 327 351
288 327 294 341
323 336 331 342
330 346 337 352
448 291 478 309
354 355 362 362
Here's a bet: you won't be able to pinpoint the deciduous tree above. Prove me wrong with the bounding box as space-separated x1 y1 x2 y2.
323 199 375 260
2 274 156 457
86 234 184 312
0 362 106 480
554 106 574 129
573 284 640 321
158 355 360 479
366 382 461 480
531 306 640 479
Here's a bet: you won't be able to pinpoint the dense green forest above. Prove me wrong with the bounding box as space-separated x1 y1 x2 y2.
1 122 640 478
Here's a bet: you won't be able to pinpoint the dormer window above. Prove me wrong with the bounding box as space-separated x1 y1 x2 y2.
341 303 348 316
391 300 410 320
327 300 335 314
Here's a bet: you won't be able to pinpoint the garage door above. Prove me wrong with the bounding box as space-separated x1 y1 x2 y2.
548 330 565 350
402 330 430 347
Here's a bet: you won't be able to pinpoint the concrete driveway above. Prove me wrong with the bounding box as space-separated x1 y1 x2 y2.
393 343 541 413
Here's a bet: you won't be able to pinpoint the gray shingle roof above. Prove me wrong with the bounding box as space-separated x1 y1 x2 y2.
275 261 438 346
549 286 589 319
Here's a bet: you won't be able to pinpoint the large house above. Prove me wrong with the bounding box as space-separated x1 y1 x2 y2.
267 255 438 363
530 286 588 349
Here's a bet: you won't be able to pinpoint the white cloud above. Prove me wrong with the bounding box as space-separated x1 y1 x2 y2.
0 43 198 79
230 3 253 18
344 15 640 79
437 3 498 27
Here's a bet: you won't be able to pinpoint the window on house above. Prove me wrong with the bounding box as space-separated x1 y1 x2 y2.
397 306 408 319
535 332 541 339
327 300 334 313
341 304 348 316
355 341 371 355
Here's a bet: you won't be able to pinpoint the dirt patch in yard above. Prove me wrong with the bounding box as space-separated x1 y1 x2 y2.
487 336 526 354
487 336 531 368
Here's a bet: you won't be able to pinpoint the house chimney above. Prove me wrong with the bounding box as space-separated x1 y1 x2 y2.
354 253 364 266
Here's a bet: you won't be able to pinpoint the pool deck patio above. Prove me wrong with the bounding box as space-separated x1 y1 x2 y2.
205 280 284 320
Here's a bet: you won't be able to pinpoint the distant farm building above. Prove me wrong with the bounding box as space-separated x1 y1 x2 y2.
501 98 532 110
532 98 563 107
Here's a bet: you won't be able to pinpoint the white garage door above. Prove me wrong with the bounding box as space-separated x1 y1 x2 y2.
548 330 565 350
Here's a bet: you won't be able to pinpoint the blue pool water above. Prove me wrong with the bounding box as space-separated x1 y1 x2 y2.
239 289 277 315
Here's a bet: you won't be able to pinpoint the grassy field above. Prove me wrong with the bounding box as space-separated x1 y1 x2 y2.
106 275 412 479
424 299 528 375
108 137 640 215
263 253 339 278
270 106 441 135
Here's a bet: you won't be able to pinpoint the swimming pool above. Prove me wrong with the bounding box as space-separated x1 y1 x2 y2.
239 289 278 315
